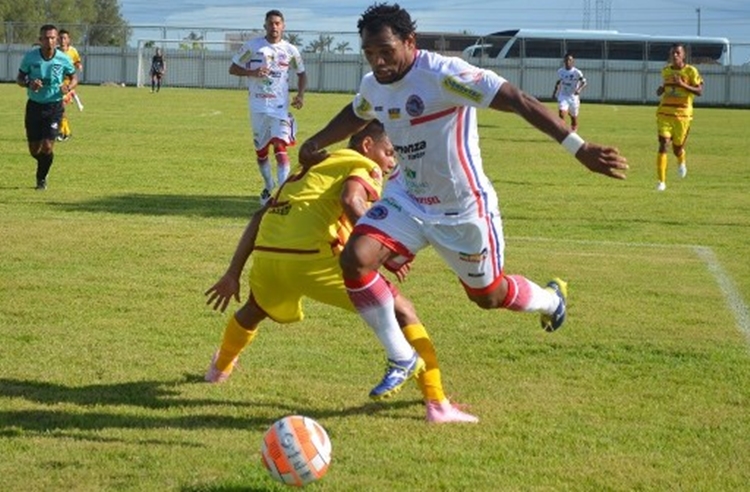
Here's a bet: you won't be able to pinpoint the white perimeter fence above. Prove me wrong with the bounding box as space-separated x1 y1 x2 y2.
2 40 749 107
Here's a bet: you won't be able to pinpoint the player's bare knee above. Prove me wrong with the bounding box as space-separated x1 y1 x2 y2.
467 293 503 310
340 236 388 278
339 245 366 278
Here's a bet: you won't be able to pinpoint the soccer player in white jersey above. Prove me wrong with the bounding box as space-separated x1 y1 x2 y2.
230 9 307 205
552 53 587 132
299 3 628 404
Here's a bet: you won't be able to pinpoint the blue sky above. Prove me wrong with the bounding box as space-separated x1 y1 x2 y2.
120 0 750 43
119 0 750 42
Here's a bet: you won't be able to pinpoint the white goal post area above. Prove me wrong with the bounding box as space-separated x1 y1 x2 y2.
136 39 240 89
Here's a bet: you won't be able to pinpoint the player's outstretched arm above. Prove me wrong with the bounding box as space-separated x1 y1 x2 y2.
299 104 369 168
204 207 267 311
490 83 628 179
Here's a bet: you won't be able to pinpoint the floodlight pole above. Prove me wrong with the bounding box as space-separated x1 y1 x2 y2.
696 7 701 36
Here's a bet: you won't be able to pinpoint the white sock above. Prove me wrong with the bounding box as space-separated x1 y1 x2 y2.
257 159 274 190
277 163 290 185
347 274 414 361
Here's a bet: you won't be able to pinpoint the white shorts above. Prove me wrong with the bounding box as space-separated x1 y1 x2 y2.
557 95 580 117
250 111 296 150
355 194 507 293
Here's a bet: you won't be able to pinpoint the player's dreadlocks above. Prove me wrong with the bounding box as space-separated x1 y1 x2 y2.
357 3 417 40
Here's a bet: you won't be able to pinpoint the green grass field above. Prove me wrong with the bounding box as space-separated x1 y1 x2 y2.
1 83 749 491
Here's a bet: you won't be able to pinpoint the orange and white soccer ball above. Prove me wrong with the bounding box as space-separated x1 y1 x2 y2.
261 415 332 487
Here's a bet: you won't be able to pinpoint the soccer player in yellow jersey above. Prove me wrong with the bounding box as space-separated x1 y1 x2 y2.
655 43 703 191
58 29 83 141
203 120 478 423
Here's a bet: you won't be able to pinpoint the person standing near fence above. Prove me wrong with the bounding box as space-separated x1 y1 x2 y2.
150 48 166 93
57 29 83 142
552 53 587 133
655 43 703 191
229 9 307 205
16 24 78 190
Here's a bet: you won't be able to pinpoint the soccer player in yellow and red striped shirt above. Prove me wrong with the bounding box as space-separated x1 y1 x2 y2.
204 120 478 423
655 43 703 191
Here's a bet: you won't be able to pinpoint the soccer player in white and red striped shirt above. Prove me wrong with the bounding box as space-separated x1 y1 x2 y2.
299 3 628 415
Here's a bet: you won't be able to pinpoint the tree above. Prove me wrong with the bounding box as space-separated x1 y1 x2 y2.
0 0 130 46
85 0 131 46
304 34 334 54
284 32 303 47
0 0 45 43
180 31 206 51
334 41 352 54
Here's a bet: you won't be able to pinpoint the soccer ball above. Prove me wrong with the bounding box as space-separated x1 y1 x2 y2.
261 415 332 487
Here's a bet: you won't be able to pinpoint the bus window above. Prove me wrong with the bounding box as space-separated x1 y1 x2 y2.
463 42 505 59
690 43 724 64
607 41 644 61
648 42 673 62
524 38 563 58
503 37 521 58
566 40 603 59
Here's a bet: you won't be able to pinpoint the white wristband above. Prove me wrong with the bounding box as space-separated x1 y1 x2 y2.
561 133 585 156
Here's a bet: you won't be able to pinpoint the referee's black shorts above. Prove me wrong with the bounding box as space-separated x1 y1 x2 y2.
25 99 64 142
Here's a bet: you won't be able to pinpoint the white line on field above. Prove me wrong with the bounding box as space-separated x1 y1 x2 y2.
510 236 750 348
693 247 750 347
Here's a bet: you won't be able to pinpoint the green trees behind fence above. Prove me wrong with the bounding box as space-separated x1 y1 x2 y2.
0 0 130 46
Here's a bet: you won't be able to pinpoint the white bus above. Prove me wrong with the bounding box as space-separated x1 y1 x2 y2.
462 29 731 65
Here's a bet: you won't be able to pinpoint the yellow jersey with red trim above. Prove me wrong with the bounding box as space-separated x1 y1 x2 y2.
657 64 702 119
62 46 81 83
253 149 384 260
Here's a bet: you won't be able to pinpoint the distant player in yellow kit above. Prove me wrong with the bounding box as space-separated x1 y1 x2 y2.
203 120 478 423
58 29 82 141
655 43 703 191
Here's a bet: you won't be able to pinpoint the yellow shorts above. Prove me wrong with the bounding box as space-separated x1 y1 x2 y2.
657 115 692 147
249 255 355 324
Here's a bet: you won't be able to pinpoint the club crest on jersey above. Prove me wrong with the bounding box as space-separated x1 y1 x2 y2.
405 95 424 117
366 204 389 220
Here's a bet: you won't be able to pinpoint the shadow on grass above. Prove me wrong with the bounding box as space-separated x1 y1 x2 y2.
0 376 252 409
0 376 423 433
50 193 262 220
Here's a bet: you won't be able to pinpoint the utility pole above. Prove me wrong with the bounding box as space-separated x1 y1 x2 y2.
696 7 701 36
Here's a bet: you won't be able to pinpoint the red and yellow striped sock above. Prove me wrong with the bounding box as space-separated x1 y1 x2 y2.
402 323 445 403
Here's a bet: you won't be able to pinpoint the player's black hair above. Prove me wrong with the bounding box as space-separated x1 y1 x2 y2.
357 3 417 40
348 120 386 150
564 52 574 59
670 42 686 51
59 29 70 36
265 9 284 21
39 24 57 35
